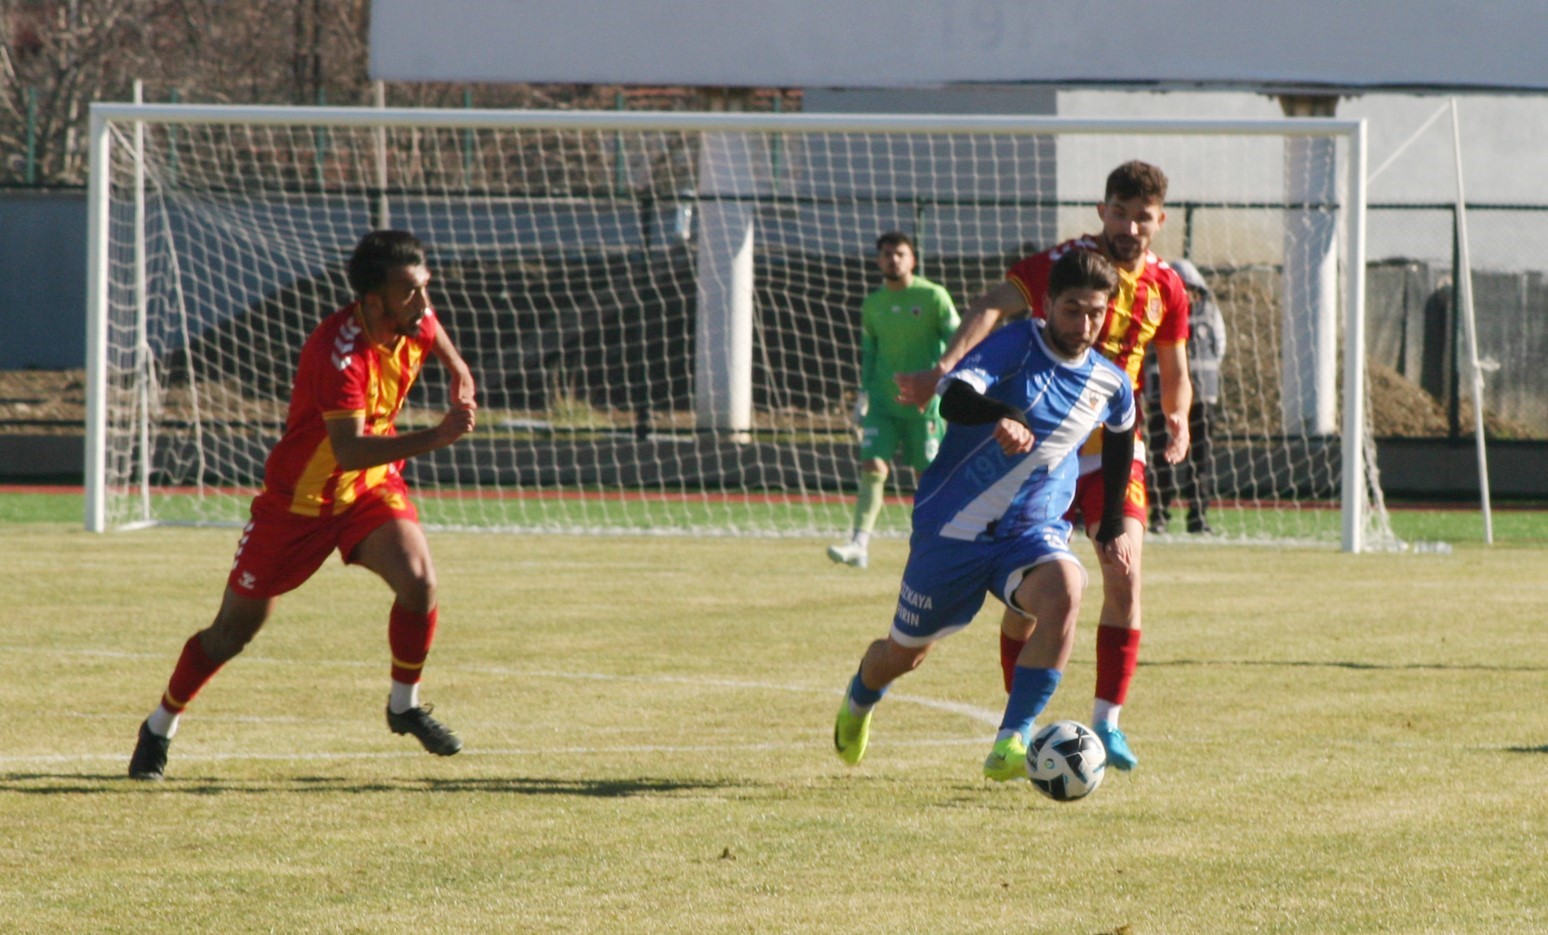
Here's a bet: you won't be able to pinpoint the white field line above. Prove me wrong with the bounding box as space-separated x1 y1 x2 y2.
3 647 1002 770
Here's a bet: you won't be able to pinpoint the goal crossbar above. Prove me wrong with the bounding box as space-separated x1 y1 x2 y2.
90 102 1361 138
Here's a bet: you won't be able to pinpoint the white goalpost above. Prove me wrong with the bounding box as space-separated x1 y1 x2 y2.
85 103 1397 551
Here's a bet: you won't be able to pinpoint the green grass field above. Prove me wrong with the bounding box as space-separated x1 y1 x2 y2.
6 487 1548 545
2 507 1546 931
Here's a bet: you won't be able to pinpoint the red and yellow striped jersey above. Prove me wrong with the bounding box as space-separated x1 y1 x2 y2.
257 303 437 517
1006 236 1190 394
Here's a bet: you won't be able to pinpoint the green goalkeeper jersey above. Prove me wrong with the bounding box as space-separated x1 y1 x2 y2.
859 276 960 410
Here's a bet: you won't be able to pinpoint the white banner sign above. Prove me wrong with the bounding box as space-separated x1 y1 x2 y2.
370 0 1547 92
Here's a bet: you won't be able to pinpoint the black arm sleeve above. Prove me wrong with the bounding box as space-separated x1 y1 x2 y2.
939 379 1029 428
1094 424 1136 544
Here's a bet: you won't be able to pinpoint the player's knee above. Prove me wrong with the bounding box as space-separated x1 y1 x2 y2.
200 618 261 663
1102 560 1141 596
394 575 436 615
1000 609 1036 641
883 637 930 672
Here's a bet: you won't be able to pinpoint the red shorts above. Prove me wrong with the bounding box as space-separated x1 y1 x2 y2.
227 479 419 599
1066 460 1148 534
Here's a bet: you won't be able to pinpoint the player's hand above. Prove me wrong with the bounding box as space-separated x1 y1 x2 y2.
993 418 1034 456
1164 412 1191 464
1096 528 1136 576
851 390 869 427
450 370 478 411
894 366 945 411
438 405 477 442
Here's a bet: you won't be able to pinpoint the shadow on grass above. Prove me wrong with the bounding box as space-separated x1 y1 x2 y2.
1145 658 1548 673
0 773 749 797
1505 744 1548 755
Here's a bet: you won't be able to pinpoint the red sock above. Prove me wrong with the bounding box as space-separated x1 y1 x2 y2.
1000 633 1026 694
163 634 226 712
389 603 438 684
1094 625 1142 706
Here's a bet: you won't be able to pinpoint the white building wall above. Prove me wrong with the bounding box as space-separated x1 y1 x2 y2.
1057 90 1548 273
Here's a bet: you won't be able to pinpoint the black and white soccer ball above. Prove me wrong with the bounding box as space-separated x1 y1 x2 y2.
1027 720 1107 802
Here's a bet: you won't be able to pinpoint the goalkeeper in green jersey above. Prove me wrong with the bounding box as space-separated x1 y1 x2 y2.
828 232 960 569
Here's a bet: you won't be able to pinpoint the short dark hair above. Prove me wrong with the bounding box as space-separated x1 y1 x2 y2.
1048 249 1119 302
875 231 915 253
347 230 427 297
1104 160 1168 205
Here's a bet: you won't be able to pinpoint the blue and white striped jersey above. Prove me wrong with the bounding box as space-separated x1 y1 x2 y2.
912 319 1135 542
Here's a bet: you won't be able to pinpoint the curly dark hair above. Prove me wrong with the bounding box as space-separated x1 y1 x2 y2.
1048 248 1120 301
346 230 427 297
1103 160 1169 204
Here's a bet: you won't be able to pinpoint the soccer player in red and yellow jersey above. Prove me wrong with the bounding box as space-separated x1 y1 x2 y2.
129 230 478 780
896 161 1192 772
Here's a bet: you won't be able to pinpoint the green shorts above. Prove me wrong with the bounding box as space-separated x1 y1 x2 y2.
860 402 945 473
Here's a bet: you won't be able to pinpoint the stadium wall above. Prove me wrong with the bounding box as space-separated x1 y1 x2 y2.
0 189 87 370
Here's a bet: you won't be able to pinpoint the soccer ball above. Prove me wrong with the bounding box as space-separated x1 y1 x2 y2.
1027 720 1107 802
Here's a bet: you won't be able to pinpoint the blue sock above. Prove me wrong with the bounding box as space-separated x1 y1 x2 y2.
1000 666 1062 740
847 667 888 711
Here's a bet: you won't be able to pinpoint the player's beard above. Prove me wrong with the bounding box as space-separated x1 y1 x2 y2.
1046 325 1091 360
397 312 425 337
1102 233 1144 267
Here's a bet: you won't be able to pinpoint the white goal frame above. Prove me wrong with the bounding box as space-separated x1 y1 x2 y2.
85 103 1380 551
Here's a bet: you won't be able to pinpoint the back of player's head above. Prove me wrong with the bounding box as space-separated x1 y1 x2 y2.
1104 160 1168 205
875 231 915 254
1048 249 1120 301
347 230 427 297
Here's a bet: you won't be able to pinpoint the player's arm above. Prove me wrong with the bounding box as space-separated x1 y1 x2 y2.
324 407 476 471
1155 341 1193 464
430 319 477 411
895 281 1027 409
1094 424 1138 573
856 325 878 421
939 379 1032 456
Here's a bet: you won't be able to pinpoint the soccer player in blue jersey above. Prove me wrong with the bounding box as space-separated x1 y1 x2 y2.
832 249 1138 781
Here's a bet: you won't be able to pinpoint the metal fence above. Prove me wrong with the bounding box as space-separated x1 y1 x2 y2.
3 186 1545 439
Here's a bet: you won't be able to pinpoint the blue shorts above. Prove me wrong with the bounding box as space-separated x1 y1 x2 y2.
890 521 1083 647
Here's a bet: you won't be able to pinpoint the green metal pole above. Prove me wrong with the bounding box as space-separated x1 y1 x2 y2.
1448 204 1461 438
914 201 927 277
770 93 782 196
463 88 474 185
614 90 627 196
25 86 37 184
315 87 327 189
166 87 181 186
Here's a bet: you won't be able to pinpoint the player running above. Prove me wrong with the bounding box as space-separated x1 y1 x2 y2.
895 160 1192 771
128 230 477 781
827 231 959 570
833 250 1137 781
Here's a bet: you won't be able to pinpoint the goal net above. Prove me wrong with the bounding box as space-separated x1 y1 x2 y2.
86 104 1398 550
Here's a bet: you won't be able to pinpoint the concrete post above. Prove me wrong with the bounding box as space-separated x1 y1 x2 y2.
1279 94 1341 436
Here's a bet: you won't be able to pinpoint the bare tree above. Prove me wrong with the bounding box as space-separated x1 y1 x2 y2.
0 0 371 184
0 0 791 186
2 0 158 181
